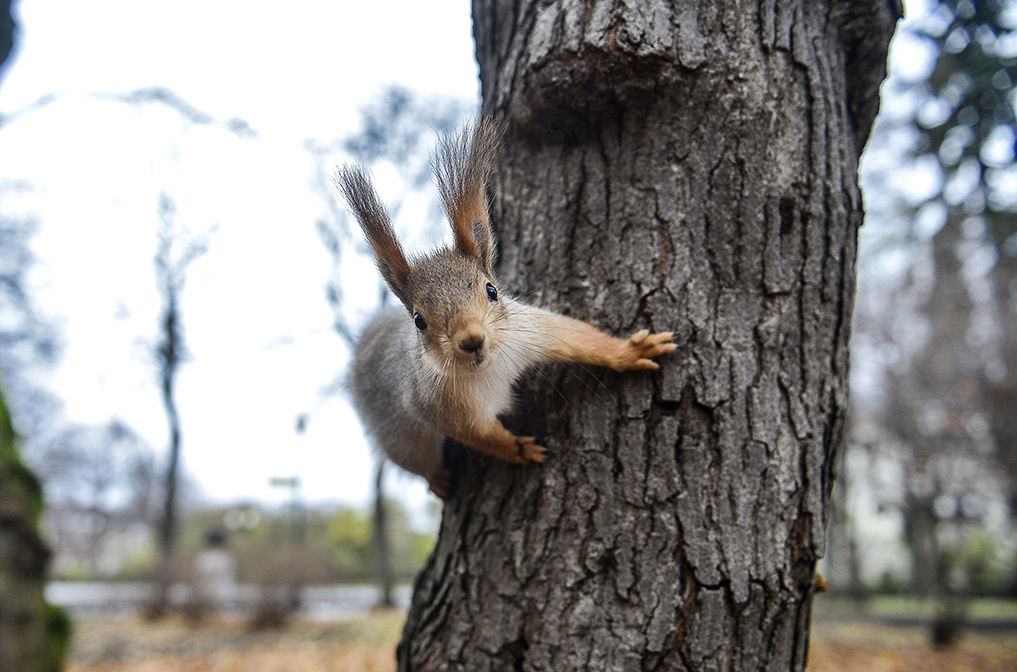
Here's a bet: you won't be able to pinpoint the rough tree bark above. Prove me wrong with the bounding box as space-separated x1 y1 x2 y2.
399 1 900 670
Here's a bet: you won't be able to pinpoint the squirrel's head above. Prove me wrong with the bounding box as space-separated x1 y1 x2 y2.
408 247 506 371
335 119 506 372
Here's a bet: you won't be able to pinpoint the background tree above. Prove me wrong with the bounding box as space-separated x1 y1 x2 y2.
0 203 57 392
902 0 1016 584
0 3 68 669
0 130 59 441
844 0 1016 642
32 419 155 576
0 387 68 672
150 193 210 615
398 1 899 670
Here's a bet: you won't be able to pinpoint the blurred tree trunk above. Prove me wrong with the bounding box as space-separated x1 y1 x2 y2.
152 273 183 613
373 461 395 608
150 194 207 616
901 490 940 596
826 447 865 600
0 388 67 672
397 1 899 669
0 6 69 670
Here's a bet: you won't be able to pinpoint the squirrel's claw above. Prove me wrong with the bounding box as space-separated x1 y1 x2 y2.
629 329 650 345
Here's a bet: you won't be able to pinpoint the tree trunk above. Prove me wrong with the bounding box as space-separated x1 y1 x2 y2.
374 461 395 608
152 288 183 616
0 8 69 670
0 390 68 672
150 202 207 616
399 1 899 670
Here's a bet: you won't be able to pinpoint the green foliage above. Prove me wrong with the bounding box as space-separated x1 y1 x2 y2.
42 603 71 672
167 499 437 585
320 498 435 581
876 571 907 595
0 452 43 522
113 541 159 580
324 507 375 580
938 530 1006 594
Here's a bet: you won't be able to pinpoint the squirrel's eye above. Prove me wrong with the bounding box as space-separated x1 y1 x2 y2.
485 283 498 302
413 312 427 331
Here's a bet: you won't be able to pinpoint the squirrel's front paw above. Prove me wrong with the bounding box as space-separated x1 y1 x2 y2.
623 330 678 370
515 436 546 464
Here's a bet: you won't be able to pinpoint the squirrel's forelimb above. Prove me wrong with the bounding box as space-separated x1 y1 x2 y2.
511 304 678 372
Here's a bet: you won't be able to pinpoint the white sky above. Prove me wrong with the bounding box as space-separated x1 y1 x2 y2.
0 0 480 511
0 0 962 521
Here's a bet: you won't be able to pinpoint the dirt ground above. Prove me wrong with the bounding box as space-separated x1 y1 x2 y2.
66 611 1017 672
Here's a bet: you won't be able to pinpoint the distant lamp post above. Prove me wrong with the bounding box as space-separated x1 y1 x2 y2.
269 476 303 543
269 476 301 491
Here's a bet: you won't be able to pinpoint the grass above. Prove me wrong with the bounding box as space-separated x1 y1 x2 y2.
813 594 1017 621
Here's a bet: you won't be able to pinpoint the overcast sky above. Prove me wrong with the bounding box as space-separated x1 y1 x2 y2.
0 0 480 511
0 0 953 521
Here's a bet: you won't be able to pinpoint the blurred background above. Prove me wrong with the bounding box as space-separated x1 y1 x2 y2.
0 0 1015 660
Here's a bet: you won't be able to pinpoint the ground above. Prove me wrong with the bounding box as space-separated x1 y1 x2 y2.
67 610 404 672
808 619 1017 672
65 607 1017 672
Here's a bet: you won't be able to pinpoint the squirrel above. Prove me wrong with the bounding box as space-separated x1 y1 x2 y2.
335 119 676 497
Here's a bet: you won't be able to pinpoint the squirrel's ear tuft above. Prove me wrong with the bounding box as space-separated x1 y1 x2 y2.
433 118 501 275
469 218 495 275
334 165 413 308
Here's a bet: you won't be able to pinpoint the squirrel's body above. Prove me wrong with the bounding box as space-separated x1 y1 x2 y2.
352 293 575 481
338 120 676 496
352 302 525 479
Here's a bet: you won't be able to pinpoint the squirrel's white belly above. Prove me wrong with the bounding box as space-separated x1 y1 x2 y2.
472 354 519 420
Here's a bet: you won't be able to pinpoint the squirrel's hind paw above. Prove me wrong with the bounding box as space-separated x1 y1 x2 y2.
427 469 454 500
516 436 547 464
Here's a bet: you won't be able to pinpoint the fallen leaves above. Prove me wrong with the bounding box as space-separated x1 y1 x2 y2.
67 611 404 672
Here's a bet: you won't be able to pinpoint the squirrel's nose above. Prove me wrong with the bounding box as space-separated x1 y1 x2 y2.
458 333 485 354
